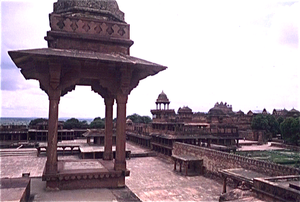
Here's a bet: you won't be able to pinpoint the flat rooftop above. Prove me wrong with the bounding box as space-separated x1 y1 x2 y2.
0 141 265 201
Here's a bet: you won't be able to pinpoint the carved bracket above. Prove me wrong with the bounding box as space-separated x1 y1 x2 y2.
49 62 61 90
119 66 132 95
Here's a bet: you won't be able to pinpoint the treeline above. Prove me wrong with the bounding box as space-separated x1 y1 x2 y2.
29 113 152 129
251 114 300 146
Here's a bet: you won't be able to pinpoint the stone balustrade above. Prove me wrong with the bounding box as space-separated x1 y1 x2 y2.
173 142 300 176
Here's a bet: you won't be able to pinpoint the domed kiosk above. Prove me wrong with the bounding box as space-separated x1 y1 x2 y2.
9 0 166 190
156 91 170 110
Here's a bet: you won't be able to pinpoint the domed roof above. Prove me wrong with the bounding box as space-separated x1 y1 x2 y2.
53 0 125 22
178 106 193 114
236 110 245 115
208 108 226 116
289 108 299 113
156 91 170 104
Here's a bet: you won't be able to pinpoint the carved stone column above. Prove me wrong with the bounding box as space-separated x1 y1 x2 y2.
46 88 61 175
45 62 61 188
114 93 128 171
103 97 114 160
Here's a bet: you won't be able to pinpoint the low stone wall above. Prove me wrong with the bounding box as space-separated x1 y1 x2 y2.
253 175 300 202
173 142 300 176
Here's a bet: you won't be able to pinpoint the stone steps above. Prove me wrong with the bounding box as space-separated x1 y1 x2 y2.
0 149 37 157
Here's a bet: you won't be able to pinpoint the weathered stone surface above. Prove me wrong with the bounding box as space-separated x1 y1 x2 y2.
0 178 31 202
63 160 104 170
53 0 125 22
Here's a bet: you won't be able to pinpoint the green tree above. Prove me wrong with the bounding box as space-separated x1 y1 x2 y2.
277 116 284 126
266 115 280 136
280 117 300 145
251 114 279 137
64 118 79 129
141 116 152 124
80 120 89 129
29 118 48 127
127 114 152 124
251 114 268 130
89 117 105 129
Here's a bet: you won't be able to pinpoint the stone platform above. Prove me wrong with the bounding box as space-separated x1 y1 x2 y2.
42 159 129 190
0 177 31 202
80 146 131 159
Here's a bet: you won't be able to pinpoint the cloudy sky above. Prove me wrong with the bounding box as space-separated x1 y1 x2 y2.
1 0 299 118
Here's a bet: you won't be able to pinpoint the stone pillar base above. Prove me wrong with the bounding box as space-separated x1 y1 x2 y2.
46 180 60 191
43 173 126 190
42 160 129 190
114 160 126 171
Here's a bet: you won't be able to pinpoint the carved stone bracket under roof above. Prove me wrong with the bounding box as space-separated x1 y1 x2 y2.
9 48 166 98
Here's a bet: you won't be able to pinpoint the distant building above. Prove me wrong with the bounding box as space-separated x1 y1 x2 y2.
127 92 240 156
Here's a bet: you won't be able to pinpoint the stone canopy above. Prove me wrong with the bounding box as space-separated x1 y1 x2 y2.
8 0 166 190
9 48 166 97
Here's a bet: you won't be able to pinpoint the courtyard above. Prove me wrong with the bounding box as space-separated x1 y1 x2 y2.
0 141 267 201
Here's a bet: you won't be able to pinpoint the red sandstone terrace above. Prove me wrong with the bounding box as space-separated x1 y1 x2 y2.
8 0 166 190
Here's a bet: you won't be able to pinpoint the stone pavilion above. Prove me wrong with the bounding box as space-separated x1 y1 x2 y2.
9 0 166 190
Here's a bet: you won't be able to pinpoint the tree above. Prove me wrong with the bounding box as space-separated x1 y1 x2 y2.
63 118 79 129
89 117 105 129
280 117 300 145
251 114 279 137
127 113 152 124
80 120 89 129
277 116 284 126
29 118 48 126
251 114 268 130
266 115 280 136
63 118 88 129
141 116 152 124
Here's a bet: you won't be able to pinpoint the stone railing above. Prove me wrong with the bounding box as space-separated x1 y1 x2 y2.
173 142 300 176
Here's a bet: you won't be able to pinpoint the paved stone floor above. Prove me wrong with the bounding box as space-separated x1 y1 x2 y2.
126 156 223 201
0 142 266 201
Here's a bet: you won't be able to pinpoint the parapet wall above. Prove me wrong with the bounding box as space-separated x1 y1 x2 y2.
173 142 300 176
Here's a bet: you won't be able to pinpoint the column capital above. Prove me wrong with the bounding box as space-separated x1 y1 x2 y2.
116 93 128 104
48 88 61 101
104 97 115 106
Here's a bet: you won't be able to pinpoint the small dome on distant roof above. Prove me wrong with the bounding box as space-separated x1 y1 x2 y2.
156 91 170 104
178 106 193 114
236 110 244 115
290 108 299 113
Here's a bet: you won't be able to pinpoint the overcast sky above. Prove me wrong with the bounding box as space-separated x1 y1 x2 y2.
1 0 299 118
